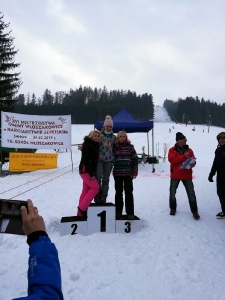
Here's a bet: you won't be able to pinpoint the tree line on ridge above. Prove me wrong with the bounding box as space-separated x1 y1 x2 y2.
164 97 225 127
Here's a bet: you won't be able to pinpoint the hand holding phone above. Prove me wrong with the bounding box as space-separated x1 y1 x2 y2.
0 199 28 235
21 199 46 236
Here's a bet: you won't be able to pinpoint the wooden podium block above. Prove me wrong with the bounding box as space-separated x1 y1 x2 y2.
87 203 116 234
60 216 87 236
60 205 142 236
115 215 141 234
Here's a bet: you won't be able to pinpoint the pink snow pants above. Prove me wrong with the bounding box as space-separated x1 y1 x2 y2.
77 173 99 216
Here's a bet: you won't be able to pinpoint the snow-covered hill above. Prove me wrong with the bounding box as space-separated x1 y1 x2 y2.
154 106 171 123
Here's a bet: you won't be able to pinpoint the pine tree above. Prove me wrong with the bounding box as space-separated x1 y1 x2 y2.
42 89 54 106
0 13 21 114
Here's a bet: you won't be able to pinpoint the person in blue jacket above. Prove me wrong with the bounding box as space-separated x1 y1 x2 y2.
14 199 64 300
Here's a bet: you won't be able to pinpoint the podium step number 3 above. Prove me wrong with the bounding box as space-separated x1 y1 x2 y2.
115 216 140 234
60 203 141 236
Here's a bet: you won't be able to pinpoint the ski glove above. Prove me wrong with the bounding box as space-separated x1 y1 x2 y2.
208 174 214 182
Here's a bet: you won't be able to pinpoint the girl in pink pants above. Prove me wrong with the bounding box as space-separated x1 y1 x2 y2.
77 173 99 216
77 130 100 217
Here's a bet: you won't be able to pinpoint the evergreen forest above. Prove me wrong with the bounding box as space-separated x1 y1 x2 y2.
14 86 154 123
0 14 21 116
163 97 225 128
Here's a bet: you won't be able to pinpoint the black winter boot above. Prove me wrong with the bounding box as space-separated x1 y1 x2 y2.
77 207 87 217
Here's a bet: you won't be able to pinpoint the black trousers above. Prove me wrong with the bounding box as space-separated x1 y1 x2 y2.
217 178 225 212
114 176 134 215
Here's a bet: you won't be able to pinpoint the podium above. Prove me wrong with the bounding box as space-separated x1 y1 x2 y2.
88 203 115 234
60 216 87 236
60 202 141 236
115 215 140 234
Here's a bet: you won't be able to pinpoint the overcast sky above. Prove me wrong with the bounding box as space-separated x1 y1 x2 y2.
1 0 225 105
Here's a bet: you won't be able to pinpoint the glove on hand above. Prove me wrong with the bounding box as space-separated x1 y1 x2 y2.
208 174 214 182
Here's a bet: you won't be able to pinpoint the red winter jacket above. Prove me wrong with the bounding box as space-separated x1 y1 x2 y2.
168 144 196 180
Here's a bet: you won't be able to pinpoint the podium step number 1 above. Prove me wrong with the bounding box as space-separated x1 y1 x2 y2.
88 203 115 234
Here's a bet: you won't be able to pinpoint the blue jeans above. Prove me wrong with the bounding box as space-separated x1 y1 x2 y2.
94 161 113 202
169 179 198 212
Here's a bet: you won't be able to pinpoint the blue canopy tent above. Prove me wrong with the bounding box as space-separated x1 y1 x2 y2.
94 109 155 172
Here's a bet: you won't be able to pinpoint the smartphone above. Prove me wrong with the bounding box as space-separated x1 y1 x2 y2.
0 199 27 235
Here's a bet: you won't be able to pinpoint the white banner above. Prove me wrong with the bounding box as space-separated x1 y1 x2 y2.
1 112 71 149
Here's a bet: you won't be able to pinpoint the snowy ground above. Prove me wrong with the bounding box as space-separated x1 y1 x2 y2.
1 107 225 300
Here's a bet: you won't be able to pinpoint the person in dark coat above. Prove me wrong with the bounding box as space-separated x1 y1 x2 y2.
77 130 100 217
113 131 138 220
168 132 200 219
208 132 225 219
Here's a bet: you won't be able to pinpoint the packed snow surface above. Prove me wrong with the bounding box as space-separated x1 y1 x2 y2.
1 107 225 300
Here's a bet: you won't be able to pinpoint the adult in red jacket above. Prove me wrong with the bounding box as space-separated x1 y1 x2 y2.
168 132 200 219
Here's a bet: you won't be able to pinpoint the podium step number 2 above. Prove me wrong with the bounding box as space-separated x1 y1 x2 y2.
60 216 88 236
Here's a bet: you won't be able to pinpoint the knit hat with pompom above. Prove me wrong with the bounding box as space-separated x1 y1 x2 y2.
103 115 113 128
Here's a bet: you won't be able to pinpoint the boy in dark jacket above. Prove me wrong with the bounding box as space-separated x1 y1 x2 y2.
113 131 138 220
208 132 225 219
168 132 200 219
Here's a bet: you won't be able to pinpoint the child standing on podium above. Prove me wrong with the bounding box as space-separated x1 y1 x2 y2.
77 130 100 217
113 131 138 220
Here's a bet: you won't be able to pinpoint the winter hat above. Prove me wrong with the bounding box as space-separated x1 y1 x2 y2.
217 132 225 142
176 132 186 141
103 115 113 128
